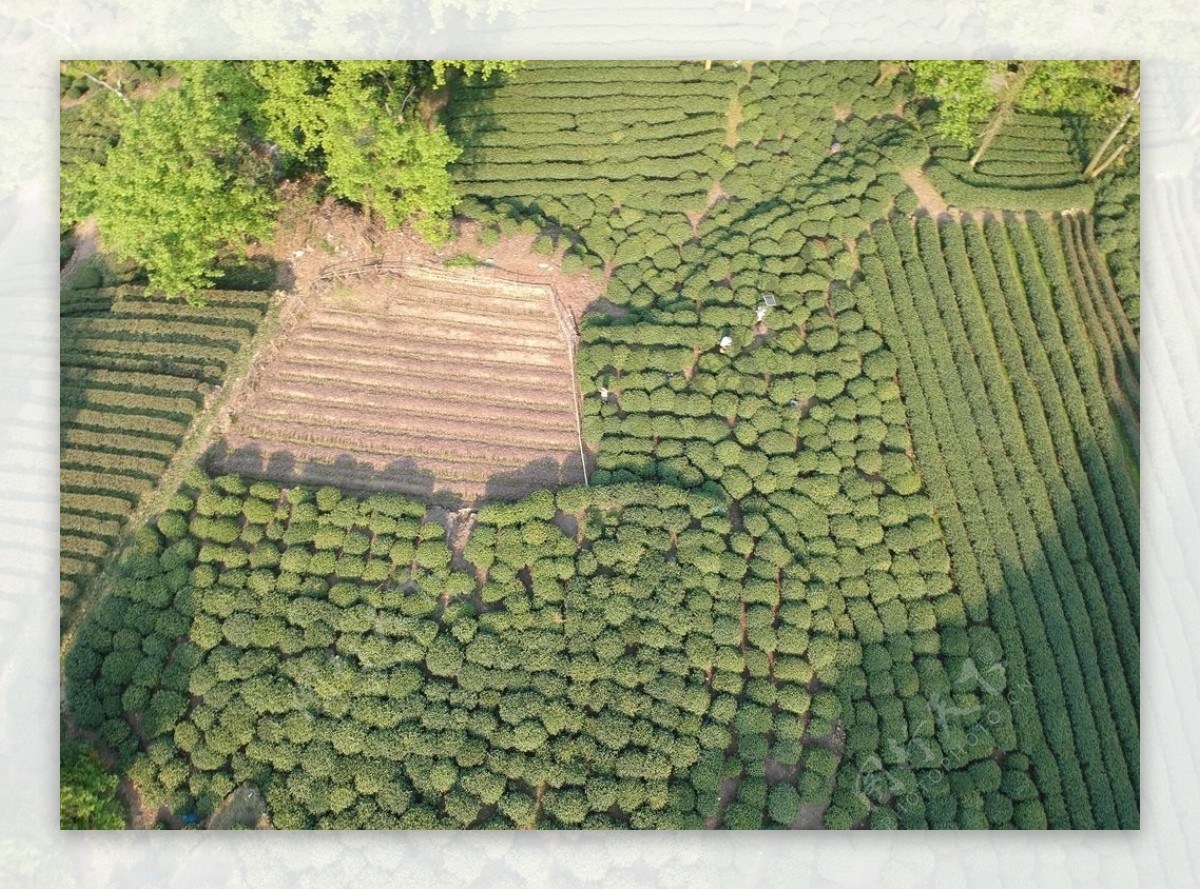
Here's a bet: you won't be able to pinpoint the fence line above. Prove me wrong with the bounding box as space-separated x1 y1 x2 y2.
544 285 589 487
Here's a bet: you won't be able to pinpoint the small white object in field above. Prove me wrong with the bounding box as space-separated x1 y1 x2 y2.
293 250 304 258
719 335 733 352
599 386 609 401
483 258 494 266
538 262 551 270
755 306 767 323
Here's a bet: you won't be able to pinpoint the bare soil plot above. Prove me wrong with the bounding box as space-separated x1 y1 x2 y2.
213 263 592 506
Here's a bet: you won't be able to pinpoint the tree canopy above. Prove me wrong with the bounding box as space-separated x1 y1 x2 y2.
911 60 1140 171
249 61 464 240
90 63 276 301
61 740 125 830
72 60 520 300
912 61 1000 151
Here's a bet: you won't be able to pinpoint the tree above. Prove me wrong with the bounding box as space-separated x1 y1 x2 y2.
61 740 125 829
1083 83 1140 179
80 60 519 300
913 60 1140 172
912 61 1000 152
913 60 1043 167
91 64 276 302
249 61 515 241
1021 61 1140 178
61 61 133 106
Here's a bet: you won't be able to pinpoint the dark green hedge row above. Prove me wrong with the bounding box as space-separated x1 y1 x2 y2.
461 78 739 102
502 60 743 85
61 406 190 443
858 214 1139 828
60 367 206 402
1057 214 1140 452
1091 148 1140 330
458 157 718 185
457 135 721 167
61 448 167 483
973 159 1082 179
453 96 730 122
455 117 724 152
61 384 202 422
60 336 238 381
62 316 252 352
923 162 1095 211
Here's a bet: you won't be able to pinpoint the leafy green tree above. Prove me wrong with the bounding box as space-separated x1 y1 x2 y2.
91 64 276 302
913 59 1139 171
912 61 1000 151
249 61 504 241
61 740 125 829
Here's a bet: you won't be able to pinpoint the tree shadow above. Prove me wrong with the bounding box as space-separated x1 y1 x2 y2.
213 256 287 293
204 439 462 509
1058 112 1092 170
482 451 591 504
443 76 499 172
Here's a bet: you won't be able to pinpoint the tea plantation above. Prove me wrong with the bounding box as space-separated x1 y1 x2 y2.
62 60 1139 829
61 286 272 627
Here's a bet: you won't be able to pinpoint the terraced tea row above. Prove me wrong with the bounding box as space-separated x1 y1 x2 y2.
1059 213 1140 455
60 286 271 626
920 110 1096 211
858 212 1139 828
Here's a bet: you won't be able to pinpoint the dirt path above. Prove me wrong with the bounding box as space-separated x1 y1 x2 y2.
208 784 270 830
899 167 955 218
724 93 743 148
60 217 100 285
686 180 729 234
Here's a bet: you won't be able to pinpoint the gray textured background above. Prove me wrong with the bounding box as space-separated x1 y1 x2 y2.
2 0 1196 885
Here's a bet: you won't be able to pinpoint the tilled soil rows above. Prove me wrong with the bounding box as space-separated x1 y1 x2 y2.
268 358 575 406
242 398 579 448
308 310 566 351
215 266 589 504
259 380 579 420
290 329 566 369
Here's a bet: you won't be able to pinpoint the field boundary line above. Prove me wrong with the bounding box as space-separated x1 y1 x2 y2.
547 284 589 486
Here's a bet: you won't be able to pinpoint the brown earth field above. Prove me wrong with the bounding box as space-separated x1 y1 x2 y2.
213 216 608 505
